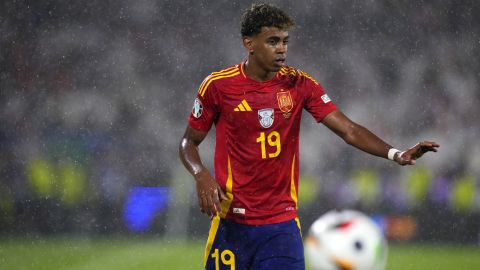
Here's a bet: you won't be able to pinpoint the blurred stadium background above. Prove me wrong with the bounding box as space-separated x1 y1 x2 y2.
1 0 479 269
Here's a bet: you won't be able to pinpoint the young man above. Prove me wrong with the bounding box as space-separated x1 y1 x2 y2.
179 3 439 270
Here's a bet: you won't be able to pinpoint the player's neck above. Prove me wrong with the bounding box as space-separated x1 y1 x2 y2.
244 60 277 82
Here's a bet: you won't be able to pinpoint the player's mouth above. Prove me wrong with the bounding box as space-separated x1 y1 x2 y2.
274 58 286 66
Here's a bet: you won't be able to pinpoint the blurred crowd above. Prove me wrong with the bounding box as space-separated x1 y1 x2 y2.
1 0 479 240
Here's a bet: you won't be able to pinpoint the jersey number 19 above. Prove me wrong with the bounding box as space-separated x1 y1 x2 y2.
256 131 281 159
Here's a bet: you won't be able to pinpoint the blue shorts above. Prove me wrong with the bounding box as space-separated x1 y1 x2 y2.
204 216 305 270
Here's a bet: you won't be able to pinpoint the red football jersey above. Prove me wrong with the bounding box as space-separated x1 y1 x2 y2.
189 61 337 225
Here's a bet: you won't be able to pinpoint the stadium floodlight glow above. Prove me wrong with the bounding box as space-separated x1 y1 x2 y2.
123 186 171 232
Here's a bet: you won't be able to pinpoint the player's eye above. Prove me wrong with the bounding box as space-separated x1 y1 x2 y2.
267 39 277 45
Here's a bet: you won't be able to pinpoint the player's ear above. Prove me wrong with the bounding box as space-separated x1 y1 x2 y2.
243 36 254 55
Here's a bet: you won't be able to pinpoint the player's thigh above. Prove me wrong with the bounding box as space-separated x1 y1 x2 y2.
205 217 252 270
252 222 305 270
255 256 304 270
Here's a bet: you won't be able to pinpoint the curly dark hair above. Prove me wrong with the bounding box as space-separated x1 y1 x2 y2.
241 3 295 37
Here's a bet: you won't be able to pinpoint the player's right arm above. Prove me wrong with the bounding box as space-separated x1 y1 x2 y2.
321 110 439 165
179 126 227 218
179 73 228 218
300 72 439 165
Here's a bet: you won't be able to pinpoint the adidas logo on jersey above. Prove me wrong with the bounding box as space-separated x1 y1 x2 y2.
234 99 252 112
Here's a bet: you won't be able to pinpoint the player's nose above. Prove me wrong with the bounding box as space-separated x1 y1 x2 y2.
276 43 287 54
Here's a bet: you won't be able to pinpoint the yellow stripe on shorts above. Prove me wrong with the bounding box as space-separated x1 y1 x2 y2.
204 215 221 266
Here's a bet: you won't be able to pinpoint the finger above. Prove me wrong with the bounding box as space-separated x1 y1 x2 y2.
424 146 438 153
420 141 440 150
416 144 439 156
205 192 217 217
421 140 440 147
401 158 415 166
204 197 212 217
200 193 209 214
212 189 223 215
218 187 228 201
197 193 205 213
213 189 221 212
399 152 415 165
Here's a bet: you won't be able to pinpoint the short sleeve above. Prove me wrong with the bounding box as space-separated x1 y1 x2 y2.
188 76 219 132
303 78 337 122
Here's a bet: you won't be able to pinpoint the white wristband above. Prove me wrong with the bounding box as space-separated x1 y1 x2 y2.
388 148 400 161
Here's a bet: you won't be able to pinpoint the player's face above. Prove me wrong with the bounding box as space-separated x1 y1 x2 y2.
249 27 289 72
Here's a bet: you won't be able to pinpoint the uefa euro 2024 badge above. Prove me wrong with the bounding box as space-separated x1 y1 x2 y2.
192 98 203 118
258 108 274 128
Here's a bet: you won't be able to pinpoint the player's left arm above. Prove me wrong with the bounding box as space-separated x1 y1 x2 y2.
321 110 439 166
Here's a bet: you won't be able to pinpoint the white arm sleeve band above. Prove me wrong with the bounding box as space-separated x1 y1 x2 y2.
388 148 400 161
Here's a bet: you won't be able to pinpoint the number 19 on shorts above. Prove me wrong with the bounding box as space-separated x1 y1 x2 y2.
211 248 235 270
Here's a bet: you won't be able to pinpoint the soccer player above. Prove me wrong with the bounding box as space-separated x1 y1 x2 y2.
179 3 439 270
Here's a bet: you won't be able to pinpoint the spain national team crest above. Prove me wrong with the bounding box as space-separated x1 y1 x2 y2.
277 90 293 113
258 108 274 128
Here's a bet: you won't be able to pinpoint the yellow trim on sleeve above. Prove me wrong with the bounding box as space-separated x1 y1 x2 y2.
212 66 237 76
279 67 319 85
197 67 238 94
200 72 240 97
198 68 240 97
299 70 319 85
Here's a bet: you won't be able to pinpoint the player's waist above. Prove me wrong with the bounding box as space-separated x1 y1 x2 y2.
219 216 299 229
223 205 298 225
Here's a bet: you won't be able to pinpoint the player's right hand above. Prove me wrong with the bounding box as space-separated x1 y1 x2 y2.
395 140 440 166
194 170 228 219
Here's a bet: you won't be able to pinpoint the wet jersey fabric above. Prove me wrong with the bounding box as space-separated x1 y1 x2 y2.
204 216 304 270
189 61 337 225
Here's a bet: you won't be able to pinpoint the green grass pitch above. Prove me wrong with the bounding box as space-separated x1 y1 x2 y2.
1 237 479 270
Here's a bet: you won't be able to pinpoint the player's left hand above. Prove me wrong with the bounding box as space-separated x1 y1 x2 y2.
395 141 440 166
194 170 228 219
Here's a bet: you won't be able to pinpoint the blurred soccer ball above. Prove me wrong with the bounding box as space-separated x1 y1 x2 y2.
305 209 388 270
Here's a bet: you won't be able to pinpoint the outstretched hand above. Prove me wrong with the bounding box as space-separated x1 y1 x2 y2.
395 141 440 166
194 170 228 219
